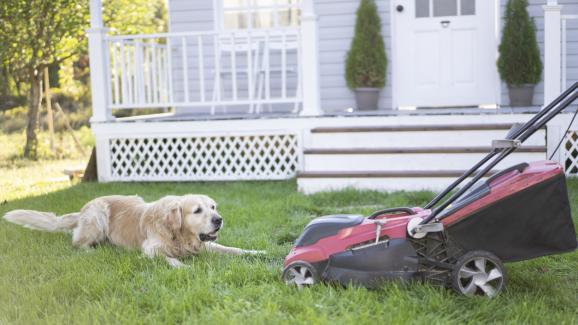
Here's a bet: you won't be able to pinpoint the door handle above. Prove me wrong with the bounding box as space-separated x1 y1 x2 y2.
396 5 404 12
440 20 450 28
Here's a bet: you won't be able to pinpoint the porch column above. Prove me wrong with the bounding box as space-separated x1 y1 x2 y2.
87 0 111 122
299 0 322 116
543 0 562 104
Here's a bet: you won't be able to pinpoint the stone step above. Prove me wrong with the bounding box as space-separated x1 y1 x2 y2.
304 146 546 154
308 129 546 149
310 123 525 133
297 170 493 194
303 147 544 172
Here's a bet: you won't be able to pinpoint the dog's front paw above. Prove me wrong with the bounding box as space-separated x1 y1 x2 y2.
166 257 189 268
244 249 267 255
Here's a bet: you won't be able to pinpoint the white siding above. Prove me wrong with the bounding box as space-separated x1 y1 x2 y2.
166 0 578 111
168 1 215 33
168 0 215 113
314 0 578 110
315 0 392 112
168 0 383 113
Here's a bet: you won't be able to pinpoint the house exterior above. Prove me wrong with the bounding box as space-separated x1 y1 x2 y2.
87 0 578 193
163 0 578 111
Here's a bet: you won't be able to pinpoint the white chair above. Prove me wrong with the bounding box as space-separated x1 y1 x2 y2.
211 35 264 115
252 36 300 114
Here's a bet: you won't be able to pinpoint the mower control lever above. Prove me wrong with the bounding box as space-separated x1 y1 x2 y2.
415 223 444 233
491 139 521 149
407 217 444 239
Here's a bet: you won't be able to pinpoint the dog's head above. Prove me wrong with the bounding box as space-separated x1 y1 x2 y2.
165 195 223 242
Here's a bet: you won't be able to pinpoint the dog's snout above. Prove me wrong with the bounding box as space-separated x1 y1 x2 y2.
212 216 222 227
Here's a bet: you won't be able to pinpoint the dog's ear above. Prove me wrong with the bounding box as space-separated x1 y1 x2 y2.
166 201 183 232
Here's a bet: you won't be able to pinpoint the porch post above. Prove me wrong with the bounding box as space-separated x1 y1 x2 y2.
87 0 111 122
299 0 322 116
543 1 562 104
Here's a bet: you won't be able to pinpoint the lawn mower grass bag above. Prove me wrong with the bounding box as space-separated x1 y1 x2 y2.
441 161 577 262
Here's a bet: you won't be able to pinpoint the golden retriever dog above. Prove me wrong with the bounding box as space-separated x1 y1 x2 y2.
3 194 263 267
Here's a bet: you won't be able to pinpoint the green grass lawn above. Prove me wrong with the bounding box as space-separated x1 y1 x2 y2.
0 127 577 324
0 128 94 201
1 179 577 324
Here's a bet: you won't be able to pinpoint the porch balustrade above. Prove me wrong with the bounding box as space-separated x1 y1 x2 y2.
543 1 577 104
105 29 302 115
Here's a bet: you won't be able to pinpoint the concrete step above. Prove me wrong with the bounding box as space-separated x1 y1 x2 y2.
297 170 492 194
299 122 549 194
310 123 520 133
298 170 491 177
304 146 546 154
303 147 545 172
297 169 516 194
308 125 546 148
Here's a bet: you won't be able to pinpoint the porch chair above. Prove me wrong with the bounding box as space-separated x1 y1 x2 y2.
210 35 264 115
252 36 301 114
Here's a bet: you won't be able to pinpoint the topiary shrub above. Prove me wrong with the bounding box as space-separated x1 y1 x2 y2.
497 0 542 86
345 0 387 89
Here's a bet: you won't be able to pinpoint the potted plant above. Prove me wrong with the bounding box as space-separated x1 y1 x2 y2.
345 0 387 111
497 0 542 107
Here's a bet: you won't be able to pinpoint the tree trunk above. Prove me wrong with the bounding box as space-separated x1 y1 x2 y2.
23 70 42 159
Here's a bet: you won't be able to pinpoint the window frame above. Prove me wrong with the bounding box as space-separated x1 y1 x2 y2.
415 0 476 19
215 0 302 31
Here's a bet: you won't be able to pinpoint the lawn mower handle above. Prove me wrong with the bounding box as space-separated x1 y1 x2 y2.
421 82 578 225
367 207 416 219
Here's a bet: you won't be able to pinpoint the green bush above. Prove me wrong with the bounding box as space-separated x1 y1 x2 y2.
0 101 92 135
497 0 542 86
345 0 387 89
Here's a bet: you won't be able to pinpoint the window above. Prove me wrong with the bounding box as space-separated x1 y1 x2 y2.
221 0 301 30
433 0 457 17
415 0 475 18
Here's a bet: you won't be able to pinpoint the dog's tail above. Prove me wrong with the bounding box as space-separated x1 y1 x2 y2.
3 210 80 232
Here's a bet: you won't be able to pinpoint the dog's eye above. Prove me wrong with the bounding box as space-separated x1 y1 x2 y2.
194 207 202 214
211 205 216 210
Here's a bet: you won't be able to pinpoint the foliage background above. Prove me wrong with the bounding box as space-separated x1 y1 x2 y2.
0 0 167 157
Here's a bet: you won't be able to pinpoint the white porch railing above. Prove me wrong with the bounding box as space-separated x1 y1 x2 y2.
561 15 578 91
105 29 302 115
543 1 578 103
107 40 171 107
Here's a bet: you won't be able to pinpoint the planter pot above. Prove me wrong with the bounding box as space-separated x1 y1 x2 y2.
354 88 381 111
508 84 535 107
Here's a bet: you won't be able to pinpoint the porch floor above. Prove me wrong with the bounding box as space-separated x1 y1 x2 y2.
113 106 545 123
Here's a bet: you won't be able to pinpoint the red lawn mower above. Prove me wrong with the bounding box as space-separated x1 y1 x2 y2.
283 84 578 297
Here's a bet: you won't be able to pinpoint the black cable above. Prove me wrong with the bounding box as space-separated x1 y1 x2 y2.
548 106 578 160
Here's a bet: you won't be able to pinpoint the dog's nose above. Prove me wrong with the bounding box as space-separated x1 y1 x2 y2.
212 216 222 227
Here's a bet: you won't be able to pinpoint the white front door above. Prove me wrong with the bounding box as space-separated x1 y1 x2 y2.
393 0 498 108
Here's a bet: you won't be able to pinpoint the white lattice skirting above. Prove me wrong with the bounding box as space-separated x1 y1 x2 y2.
564 131 578 175
109 133 300 181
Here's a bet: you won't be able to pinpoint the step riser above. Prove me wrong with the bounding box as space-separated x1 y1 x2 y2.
301 123 548 193
304 152 546 172
311 123 528 133
298 177 465 194
308 130 546 149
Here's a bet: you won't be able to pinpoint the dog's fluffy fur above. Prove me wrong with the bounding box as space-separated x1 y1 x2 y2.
3 194 263 267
